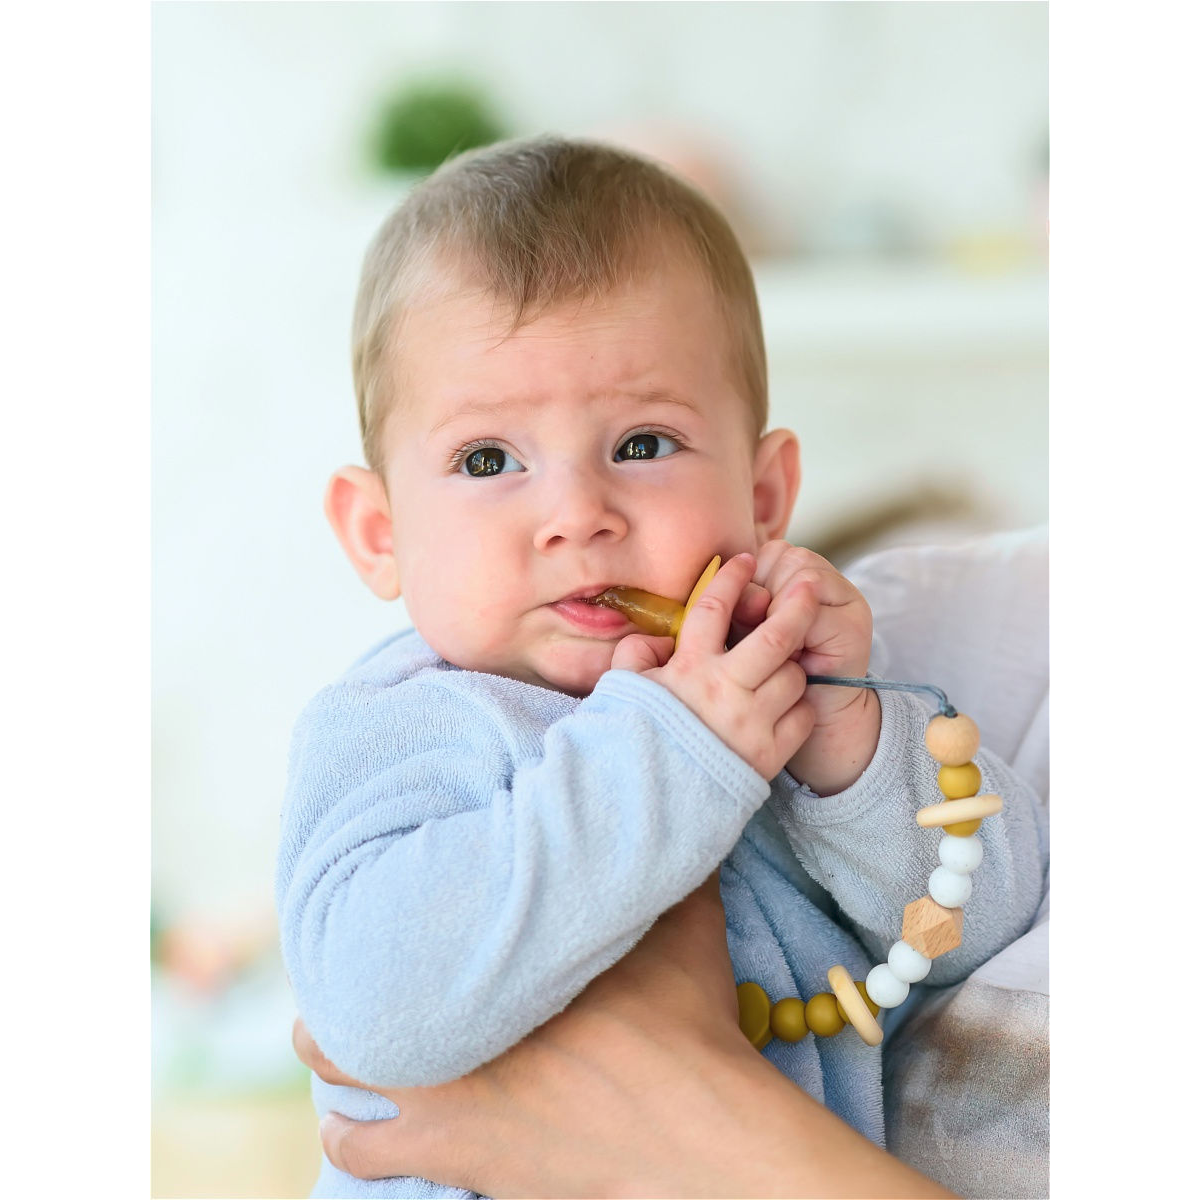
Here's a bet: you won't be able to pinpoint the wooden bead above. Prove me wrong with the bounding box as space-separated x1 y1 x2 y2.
937 762 982 799
924 714 980 766
828 965 884 1045
902 895 964 958
944 817 983 837
769 996 809 1042
736 981 772 1050
805 992 845 1037
833 978 882 1021
916 793 1003 828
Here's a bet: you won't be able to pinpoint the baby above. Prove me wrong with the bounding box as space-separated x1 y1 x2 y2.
277 136 1047 1199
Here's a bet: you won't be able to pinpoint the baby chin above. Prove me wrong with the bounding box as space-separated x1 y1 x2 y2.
527 639 620 697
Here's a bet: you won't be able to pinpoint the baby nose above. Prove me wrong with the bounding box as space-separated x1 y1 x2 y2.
533 469 629 552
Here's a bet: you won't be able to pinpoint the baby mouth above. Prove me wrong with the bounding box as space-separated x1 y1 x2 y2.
581 584 685 638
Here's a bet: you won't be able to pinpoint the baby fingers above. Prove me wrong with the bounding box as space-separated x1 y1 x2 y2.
674 553 757 655
723 576 820 690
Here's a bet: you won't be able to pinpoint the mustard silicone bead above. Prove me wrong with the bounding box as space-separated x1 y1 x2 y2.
769 996 809 1043
937 762 982 799
805 992 845 1037
836 979 882 1021
737 981 772 1050
925 714 980 766
944 817 984 837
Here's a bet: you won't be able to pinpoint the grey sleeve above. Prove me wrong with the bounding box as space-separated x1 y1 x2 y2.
767 685 1047 985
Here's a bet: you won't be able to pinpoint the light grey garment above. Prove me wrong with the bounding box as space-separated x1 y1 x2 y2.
277 529 1049 1198
849 527 1050 1198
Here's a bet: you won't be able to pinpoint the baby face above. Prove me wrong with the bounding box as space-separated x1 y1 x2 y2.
378 259 770 696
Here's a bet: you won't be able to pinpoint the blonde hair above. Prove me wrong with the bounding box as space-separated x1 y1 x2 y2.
351 135 767 470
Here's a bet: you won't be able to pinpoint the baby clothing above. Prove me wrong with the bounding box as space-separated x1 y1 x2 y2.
277 530 1049 1199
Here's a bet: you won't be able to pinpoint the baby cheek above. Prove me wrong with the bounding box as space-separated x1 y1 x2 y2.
464 592 523 657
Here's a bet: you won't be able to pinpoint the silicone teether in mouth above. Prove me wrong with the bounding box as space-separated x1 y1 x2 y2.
587 555 722 643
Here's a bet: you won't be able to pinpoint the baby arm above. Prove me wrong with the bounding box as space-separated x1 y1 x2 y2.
769 688 1047 985
277 630 774 1090
754 535 1049 984
655 541 1045 985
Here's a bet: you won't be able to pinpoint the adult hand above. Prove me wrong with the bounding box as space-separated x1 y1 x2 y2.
296 875 954 1198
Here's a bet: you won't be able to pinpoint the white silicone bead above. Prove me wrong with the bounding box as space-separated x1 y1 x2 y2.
938 833 984 875
865 962 910 1009
887 939 932 984
928 865 973 908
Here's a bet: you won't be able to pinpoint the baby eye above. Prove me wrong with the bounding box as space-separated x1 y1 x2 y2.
457 444 524 478
614 431 681 462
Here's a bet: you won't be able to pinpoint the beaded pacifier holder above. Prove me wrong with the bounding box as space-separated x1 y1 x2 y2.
588 556 1003 1049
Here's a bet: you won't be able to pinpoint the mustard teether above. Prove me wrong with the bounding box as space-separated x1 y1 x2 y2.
589 554 721 642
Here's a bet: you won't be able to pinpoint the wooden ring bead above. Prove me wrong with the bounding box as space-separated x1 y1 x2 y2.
827 965 884 1046
916 793 1003 828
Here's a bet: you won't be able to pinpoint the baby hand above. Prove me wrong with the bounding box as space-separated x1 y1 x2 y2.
611 553 818 781
736 541 880 794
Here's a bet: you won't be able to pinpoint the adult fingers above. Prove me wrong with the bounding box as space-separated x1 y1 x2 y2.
674 553 756 655
293 1019 362 1089
322 1112 428 1182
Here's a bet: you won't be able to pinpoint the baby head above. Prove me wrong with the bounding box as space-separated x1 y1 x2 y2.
327 135 799 696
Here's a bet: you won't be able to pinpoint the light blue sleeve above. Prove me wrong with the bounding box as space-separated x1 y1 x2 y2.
277 667 769 1089
768 686 1048 986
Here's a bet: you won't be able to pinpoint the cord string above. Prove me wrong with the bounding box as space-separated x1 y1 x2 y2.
806 676 957 718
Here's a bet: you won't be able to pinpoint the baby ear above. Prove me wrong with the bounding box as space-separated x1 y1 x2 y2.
750 428 801 543
324 467 401 600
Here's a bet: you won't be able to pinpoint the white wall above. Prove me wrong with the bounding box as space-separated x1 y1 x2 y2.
152 1 1047 920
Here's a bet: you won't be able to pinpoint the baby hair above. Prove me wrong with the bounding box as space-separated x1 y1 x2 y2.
351 134 768 470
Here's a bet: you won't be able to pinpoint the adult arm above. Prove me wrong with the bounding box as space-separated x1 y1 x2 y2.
297 877 956 1199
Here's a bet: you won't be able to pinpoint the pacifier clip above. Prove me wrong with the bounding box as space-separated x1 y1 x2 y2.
590 556 1004 1049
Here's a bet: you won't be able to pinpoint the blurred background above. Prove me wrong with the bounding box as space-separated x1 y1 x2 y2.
151 2 1047 1195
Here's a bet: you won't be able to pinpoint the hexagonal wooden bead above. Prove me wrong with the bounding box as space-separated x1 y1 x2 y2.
901 895 964 959
924 714 980 766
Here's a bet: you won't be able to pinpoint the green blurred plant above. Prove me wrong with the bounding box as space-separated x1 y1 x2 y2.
372 78 506 175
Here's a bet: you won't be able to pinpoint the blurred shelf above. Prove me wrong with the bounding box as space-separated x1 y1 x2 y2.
753 258 1048 359
749 259 1048 561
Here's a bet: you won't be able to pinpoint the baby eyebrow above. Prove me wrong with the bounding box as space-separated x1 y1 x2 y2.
629 388 698 413
429 388 697 435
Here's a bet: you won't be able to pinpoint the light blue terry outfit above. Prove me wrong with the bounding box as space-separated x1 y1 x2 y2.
277 580 1047 1199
